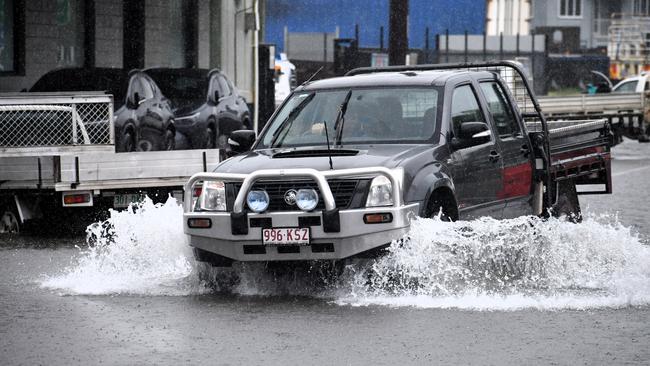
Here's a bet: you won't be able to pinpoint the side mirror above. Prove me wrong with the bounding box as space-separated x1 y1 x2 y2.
451 121 491 149
213 90 221 103
228 130 256 154
128 92 142 109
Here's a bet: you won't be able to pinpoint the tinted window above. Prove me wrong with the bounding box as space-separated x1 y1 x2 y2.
480 81 521 137
614 80 638 93
451 84 486 137
140 78 155 99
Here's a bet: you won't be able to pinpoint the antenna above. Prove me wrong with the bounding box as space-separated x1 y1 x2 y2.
323 121 334 170
301 66 324 86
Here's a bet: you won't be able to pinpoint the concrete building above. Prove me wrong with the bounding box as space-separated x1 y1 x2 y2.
0 0 264 102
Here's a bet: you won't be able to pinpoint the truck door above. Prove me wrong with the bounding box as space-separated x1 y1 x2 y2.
448 83 504 219
479 80 534 218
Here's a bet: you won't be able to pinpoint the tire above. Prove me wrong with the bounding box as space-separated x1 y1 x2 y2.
0 206 20 234
205 126 216 149
164 129 175 151
122 130 136 152
424 192 457 222
552 180 582 222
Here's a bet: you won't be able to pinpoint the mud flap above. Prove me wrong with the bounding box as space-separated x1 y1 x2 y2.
552 180 581 222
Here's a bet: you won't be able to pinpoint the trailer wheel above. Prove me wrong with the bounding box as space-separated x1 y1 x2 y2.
552 179 582 222
0 208 20 234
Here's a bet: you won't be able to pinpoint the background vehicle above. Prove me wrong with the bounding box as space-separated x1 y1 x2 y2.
611 73 650 93
183 62 613 266
29 68 176 152
274 53 297 107
146 68 251 149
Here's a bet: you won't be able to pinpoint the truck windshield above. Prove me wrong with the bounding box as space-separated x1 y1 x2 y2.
259 87 441 148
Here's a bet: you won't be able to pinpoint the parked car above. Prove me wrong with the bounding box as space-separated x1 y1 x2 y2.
145 68 251 149
611 73 650 93
29 67 176 152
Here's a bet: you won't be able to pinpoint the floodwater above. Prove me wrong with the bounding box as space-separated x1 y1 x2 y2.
2 140 650 365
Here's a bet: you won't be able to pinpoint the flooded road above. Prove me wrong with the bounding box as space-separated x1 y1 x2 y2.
2 140 650 365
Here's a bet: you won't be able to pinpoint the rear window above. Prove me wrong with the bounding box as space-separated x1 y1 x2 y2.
147 71 208 110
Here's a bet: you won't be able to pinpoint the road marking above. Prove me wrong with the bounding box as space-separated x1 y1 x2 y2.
613 165 650 177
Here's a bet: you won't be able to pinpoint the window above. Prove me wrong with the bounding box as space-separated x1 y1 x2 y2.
635 0 650 16
451 85 486 138
559 0 582 18
480 81 521 137
613 80 638 93
0 0 23 75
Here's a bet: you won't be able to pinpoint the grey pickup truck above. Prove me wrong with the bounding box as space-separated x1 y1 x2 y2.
183 62 613 266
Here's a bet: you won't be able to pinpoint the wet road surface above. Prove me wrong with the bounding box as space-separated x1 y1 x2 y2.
1 140 650 365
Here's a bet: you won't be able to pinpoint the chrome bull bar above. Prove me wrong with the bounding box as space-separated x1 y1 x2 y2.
183 167 403 213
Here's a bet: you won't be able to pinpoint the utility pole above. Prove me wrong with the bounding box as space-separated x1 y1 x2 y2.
388 0 409 65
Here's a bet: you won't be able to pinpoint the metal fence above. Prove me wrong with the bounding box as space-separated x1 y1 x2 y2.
0 93 114 150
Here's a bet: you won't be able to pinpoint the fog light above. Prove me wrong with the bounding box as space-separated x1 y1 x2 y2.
363 213 393 224
247 190 270 213
296 189 319 211
188 218 212 228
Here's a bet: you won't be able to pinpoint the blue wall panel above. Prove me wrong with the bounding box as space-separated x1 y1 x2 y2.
265 0 486 51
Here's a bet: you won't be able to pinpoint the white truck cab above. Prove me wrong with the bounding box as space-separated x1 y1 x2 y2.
612 73 650 93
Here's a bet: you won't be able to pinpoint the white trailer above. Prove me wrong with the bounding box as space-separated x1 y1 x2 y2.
0 92 221 233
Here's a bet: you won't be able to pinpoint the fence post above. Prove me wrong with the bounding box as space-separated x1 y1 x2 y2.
464 30 468 63
445 29 449 63
425 27 429 63
380 26 384 51
499 32 504 60
483 32 487 61
72 104 78 144
323 32 328 63
516 33 520 57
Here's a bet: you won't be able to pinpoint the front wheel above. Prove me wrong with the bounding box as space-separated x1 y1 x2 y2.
0 208 20 234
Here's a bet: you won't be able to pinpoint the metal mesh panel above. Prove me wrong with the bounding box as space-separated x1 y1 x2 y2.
0 99 113 148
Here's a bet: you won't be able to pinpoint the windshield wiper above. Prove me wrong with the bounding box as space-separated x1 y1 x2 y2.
334 90 353 146
270 93 315 148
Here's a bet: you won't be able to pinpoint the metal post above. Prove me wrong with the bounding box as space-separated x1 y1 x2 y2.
516 33 520 57
425 27 430 63
323 32 328 63
499 32 504 60
389 0 409 65
355 24 360 44
380 26 384 51
483 32 487 61
445 29 449 63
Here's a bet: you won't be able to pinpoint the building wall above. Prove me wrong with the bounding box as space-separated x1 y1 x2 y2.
1 0 261 98
1 0 86 91
95 0 122 68
486 0 531 36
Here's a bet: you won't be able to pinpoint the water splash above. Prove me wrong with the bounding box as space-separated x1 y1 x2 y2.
41 197 206 296
40 198 650 310
338 215 650 310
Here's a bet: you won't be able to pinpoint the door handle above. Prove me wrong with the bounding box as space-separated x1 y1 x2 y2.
520 144 530 157
488 150 501 162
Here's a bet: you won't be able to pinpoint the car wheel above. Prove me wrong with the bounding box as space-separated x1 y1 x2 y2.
0 208 20 234
164 129 175 151
123 130 136 152
205 126 216 149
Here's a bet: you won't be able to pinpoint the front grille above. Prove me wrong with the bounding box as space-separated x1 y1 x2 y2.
230 179 359 212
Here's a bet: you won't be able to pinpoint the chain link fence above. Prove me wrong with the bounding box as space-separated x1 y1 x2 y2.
0 94 114 149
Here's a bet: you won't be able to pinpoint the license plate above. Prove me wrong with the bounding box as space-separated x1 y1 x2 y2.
113 193 142 208
262 227 310 245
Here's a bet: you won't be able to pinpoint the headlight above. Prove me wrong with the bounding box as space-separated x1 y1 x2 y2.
296 189 319 211
247 190 270 213
199 180 226 211
366 175 393 207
